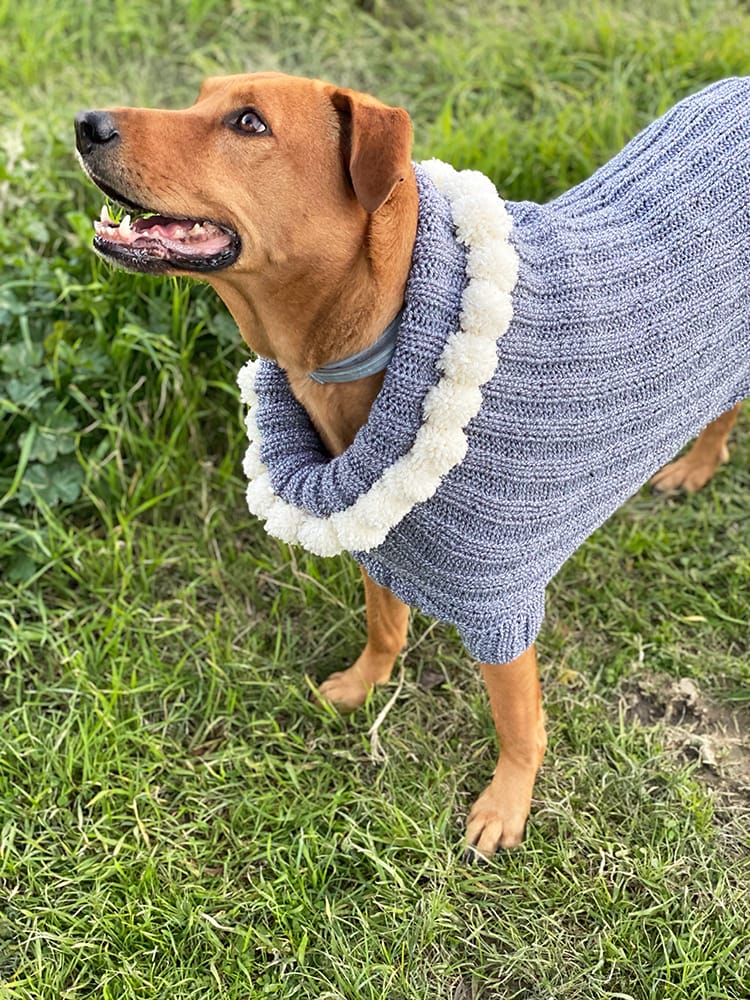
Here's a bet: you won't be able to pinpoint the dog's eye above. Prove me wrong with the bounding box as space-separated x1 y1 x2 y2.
233 109 268 135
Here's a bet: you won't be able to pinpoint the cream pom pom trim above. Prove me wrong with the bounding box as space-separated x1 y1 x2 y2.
237 159 519 557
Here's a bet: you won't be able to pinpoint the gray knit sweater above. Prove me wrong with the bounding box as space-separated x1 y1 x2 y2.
239 78 750 664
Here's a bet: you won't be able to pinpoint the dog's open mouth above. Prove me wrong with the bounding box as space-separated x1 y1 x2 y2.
92 203 241 274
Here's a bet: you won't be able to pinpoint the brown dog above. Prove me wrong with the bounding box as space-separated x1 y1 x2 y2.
75 72 743 857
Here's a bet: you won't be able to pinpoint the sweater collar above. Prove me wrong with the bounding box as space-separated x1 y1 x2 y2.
238 160 519 557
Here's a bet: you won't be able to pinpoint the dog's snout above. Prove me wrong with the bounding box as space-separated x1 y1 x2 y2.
74 110 119 156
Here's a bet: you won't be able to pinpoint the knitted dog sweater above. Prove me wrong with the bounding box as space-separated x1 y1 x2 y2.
238 77 750 664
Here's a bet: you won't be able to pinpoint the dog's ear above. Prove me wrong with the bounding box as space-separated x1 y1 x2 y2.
328 88 413 214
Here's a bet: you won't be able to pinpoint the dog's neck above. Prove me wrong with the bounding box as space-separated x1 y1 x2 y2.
211 178 419 456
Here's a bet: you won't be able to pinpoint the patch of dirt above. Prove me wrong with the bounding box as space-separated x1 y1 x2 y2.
621 674 750 808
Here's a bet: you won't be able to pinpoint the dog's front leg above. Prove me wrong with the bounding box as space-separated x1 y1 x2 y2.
465 644 546 856
316 567 409 713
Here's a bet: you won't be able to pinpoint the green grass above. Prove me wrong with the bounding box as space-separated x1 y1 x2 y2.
1 0 749 997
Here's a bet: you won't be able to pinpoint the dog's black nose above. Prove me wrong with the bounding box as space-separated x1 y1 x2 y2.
74 110 119 156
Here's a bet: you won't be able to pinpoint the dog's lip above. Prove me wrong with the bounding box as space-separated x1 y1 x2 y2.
86 179 241 274
87 172 148 214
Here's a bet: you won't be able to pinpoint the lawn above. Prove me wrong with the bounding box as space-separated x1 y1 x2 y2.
0 1 749 997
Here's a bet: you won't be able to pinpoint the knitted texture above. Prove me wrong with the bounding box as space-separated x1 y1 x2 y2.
239 77 750 664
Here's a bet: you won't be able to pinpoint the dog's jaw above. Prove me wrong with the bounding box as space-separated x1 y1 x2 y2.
77 152 241 275
92 203 240 275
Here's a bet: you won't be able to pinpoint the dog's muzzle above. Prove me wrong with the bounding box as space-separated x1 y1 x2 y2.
74 108 241 275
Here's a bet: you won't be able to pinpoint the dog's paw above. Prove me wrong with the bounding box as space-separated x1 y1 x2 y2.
312 668 373 714
464 765 535 858
465 788 527 857
312 650 396 715
651 447 728 494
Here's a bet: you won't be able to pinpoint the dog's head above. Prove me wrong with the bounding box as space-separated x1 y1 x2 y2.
74 72 413 278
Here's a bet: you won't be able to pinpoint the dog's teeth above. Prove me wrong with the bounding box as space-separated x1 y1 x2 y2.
120 214 132 234
100 204 112 224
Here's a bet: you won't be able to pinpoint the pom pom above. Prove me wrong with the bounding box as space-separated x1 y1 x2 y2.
460 278 512 339
264 502 305 543
245 473 275 517
438 332 498 386
413 421 468 469
237 360 260 404
242 443 265 479
298 517 342 557
466 240 519 293
334 507 389 552
422 380 483 430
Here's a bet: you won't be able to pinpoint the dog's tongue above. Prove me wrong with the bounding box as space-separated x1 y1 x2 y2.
93 205 232 256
